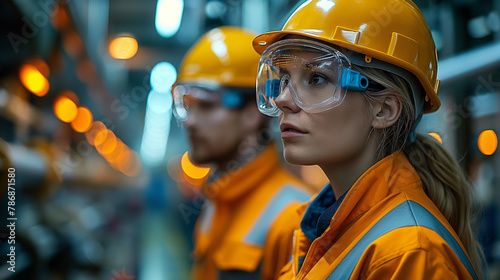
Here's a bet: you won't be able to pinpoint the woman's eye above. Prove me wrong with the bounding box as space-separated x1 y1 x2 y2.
310 74 327 85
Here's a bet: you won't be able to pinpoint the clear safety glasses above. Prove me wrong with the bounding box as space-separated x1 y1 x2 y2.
256 39 382 117
172 84 247 121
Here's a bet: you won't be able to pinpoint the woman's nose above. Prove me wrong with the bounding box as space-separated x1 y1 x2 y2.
275 80 301 114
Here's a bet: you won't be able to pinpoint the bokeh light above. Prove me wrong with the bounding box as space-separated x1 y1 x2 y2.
478 130 497 155
63 31 84 58
19 64 50 97
167 155 183 182
29 58 50 77
105 140 126 164
181 151 210 180
428 132 443 144
50 5 70 31
140 90 173 167
109 36 138 59
110 147 131 169
71 107 93 133
155 0 184 38
150 62 177 92
120 151 142 177
86 121 108 146
54 96 78 123
96 130 117 155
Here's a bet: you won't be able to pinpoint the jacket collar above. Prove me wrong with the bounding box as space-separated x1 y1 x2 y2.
201 144 281 202
300 152 421 238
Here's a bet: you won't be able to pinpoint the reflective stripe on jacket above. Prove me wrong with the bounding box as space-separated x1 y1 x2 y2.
191 144 313 280
279 152 479 280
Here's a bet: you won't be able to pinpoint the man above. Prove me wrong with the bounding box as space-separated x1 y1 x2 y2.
173 26 314 280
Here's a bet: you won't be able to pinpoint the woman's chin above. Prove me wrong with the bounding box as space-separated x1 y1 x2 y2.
284 151 317 166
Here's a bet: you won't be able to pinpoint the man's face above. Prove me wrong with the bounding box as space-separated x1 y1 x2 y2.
180 89 247 165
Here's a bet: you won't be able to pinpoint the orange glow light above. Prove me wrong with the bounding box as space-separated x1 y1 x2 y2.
167 155 183 182
63 31 84 58
478 130 498 156
96 130 117 155
29 58 50 78
54 96 78 122
109 147 131 170
104 140 125 163
428 132 443 144
108 37 138 59
181 152 210 180
85 121 107 146
60 90 79 104
93 129 108 147
71 107 93 133
50 6 69 30
120 151 142 177
19 64 50 97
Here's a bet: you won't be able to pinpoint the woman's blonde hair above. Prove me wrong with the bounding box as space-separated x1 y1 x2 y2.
354 66 485 278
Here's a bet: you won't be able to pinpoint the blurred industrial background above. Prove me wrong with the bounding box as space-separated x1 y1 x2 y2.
0 0 499 279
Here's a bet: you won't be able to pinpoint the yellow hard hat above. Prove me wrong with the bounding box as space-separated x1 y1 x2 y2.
253 0 441 113
177 26 260 88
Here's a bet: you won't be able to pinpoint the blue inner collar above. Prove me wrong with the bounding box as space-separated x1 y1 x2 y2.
300 184 348 241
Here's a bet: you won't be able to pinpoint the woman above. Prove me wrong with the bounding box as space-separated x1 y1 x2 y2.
252 0 484 279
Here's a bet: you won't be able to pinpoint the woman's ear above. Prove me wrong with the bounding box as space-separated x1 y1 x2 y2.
371 93 402 129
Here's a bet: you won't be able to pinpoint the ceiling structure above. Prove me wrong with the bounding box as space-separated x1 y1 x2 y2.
1 0 499 175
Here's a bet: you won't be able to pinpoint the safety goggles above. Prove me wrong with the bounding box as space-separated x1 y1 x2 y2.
256 39 384 117
172 84 249 121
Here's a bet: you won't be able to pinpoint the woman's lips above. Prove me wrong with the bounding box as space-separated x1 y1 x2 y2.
280 122 307 139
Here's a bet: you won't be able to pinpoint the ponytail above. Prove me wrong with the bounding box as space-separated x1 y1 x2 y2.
404 134 484 278
355 66 485 278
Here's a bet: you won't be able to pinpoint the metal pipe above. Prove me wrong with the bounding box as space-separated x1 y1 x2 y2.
0 140 47 189
0 139 145 191
438 41 500 86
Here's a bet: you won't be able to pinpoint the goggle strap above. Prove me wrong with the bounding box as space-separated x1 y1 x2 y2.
347 51 425 116
342 68 369 91
222 91 246 108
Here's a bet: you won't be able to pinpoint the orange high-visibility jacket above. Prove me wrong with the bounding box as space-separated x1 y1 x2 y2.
279 152 480 280
191 144 313 280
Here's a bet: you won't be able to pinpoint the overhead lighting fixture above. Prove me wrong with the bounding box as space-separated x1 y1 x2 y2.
437 41 500 85
155 0 184 38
